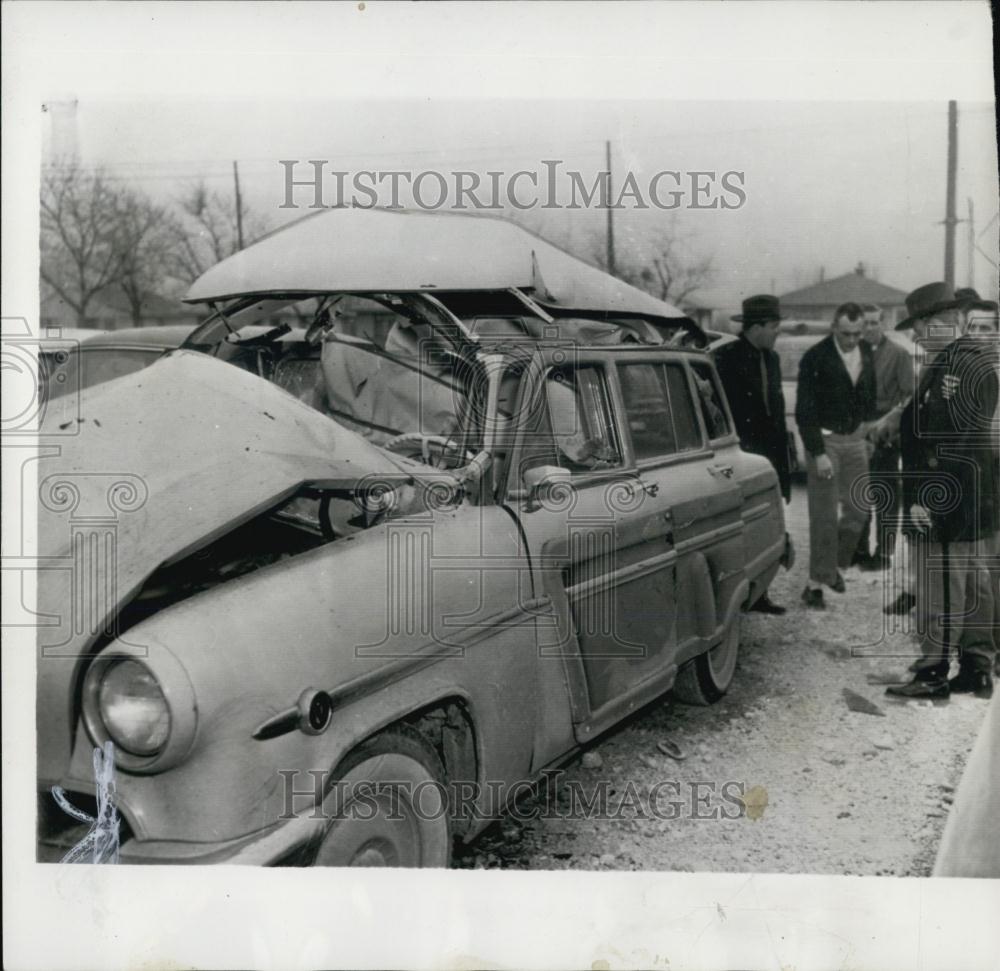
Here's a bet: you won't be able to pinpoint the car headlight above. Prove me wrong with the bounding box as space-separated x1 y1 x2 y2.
97 659 171 756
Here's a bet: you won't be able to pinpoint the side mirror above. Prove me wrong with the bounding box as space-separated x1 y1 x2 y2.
522 464 571 510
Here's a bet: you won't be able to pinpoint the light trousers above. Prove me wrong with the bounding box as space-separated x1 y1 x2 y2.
806 432 871 586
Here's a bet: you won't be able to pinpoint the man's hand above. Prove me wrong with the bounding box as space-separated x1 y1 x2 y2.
814 454 834 480
867 408 902 446
909 503 932 529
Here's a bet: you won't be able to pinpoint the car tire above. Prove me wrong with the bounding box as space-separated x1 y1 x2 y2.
672 612 741 706
310 726 451 867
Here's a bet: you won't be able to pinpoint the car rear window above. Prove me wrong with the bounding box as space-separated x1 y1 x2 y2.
617 362 701 461
689 360 732 440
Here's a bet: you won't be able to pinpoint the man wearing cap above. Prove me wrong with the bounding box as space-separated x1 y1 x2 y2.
874 287 999 617
956 287 1000 336
715 294 791 615
853 302 915 570
795 302 878 609
886 282 999 699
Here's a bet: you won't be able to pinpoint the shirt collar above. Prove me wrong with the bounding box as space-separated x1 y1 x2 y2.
834 338 860 363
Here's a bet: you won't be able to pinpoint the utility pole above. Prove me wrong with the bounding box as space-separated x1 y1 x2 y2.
967 198 975 289
943 101 958 287
233 160 245 251
605 140 616 277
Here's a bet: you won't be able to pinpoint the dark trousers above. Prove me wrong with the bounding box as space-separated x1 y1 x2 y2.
911 533 999 677
855 440 902 559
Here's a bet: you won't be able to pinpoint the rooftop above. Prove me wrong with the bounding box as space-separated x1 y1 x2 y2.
780 263 907 307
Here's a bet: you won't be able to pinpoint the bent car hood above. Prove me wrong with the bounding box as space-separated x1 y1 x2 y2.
183 207 690 325
36 350 416 781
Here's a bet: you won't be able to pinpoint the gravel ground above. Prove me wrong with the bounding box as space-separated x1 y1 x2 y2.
454 482 991 874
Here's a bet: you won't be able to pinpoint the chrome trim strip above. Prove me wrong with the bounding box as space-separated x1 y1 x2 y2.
565 548 679 601
674 519 744 553
742 501 773 523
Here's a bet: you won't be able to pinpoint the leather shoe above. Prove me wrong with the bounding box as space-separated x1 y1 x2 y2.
748 594 787 615
801 587 825 610
830 572 846 594
885 676 950 699
884 591 916 615
948 668 994 699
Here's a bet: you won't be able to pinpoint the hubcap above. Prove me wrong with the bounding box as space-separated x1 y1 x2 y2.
310 752 449 868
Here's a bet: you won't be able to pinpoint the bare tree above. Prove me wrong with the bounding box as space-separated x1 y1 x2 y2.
166 181 270 284
592 216 714 305
40 162 128 325
115 190 177 326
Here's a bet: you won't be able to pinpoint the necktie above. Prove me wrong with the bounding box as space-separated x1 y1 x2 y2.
760 352 770 417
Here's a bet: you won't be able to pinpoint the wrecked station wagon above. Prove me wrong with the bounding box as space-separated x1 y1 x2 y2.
37 208 789 866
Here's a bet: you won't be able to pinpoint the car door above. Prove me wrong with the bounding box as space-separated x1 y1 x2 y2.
629 353 747 667
503 347 680 748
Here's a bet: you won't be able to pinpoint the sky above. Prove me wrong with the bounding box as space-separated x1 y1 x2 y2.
43 96 998 316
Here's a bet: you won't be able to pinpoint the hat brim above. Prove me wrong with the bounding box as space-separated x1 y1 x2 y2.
963 299 999 313
732 313 785 324
894 297 965 331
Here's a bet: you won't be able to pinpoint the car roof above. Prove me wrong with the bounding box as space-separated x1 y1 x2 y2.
183 207 693 329
38 327 108 348
76 324 200 350
776 331 823 346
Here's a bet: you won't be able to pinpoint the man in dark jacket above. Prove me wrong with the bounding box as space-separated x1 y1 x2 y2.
715 294 791 615
795 302 878 608
887 282 999 699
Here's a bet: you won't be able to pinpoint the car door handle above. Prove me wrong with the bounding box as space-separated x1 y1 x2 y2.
637 479 659 497
710 463 734 479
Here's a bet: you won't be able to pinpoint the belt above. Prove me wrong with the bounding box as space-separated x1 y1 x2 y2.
821 427 865 442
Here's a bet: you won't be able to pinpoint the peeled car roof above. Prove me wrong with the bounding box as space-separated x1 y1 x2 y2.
184 207 689 324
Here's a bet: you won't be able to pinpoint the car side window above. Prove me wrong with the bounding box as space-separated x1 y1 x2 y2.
543 364 623 473
78 348 161 391
689 360 732 440
618 361 702 461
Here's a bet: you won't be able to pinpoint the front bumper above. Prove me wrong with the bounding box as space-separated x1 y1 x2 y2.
38 790 328 866
118 814 328 865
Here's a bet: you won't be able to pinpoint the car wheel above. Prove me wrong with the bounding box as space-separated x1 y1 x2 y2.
672 612 741 706
311 727 451 867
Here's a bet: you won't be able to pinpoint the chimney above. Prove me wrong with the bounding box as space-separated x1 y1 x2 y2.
855 261 865 276
43 98 79 161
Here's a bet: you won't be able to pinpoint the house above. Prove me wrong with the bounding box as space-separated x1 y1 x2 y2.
677 294 715 330
779 263 908 327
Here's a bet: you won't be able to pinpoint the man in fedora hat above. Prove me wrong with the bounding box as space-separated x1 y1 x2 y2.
715 294 791 614
795 301 878 608
886 282 999 699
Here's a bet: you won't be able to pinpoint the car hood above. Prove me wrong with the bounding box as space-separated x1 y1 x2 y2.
183 207 691 325
36 349 422 781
